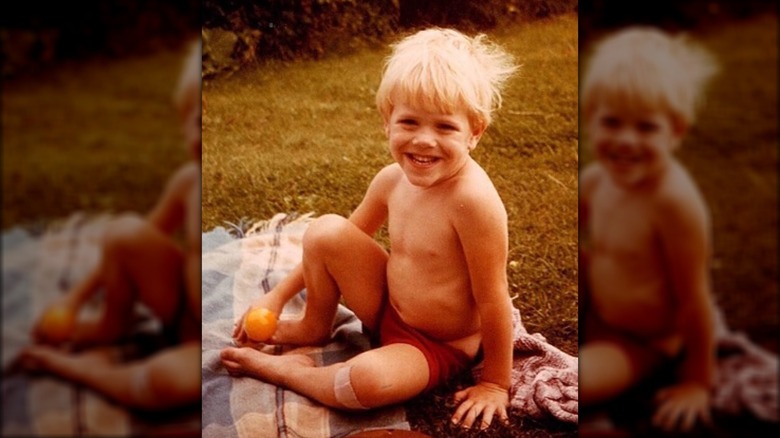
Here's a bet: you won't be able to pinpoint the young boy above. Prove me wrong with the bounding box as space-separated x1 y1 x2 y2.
221 28 517 430
21 40 202 411
579 28 719 432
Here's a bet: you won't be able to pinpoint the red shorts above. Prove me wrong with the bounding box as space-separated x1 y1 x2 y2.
378 304 473 392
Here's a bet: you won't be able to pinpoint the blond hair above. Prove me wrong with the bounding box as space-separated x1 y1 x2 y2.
376 28 517 132
581 27 718 128
174 40 202 119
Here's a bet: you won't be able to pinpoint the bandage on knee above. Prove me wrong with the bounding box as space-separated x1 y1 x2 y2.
131 366 157 407
333 365 369 410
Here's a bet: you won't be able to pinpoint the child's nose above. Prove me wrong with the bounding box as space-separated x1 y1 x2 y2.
412 130 436 147
615 128 639 147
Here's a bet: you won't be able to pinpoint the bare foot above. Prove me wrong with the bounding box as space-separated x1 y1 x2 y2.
19 345 117 380
220 347 315 387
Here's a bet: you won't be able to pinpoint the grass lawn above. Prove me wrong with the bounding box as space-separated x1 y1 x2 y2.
2 46 193 230
203 13 578 437
683 14 778 343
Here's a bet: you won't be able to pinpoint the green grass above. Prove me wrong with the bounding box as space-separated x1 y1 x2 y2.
202 14 579 357
2 47 192 229
682 14 778 338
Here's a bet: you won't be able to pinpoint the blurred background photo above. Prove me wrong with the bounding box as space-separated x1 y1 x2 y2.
3 1 199 226
578 0 778 435
2 1 201 436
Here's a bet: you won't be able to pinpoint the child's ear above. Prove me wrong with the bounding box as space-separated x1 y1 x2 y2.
468 124 486 151
671 118 689 149
674 119 689 138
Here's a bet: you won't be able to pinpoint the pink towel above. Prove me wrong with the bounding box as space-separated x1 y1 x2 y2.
711 307 778 421
473 307 578 423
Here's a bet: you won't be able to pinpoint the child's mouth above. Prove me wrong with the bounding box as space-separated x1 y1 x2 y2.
607 152 642 167
407 154 439 166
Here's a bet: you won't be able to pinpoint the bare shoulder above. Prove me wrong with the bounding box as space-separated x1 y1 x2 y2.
451 161 507 226
654 161 711 237
366 163 403 199
657 162 709 217
374 163 403 186
579 161 605 200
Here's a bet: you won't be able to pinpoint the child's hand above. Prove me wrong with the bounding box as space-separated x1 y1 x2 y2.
232 296 283 345
653 382 712 432
32 301 77 345
451 381 510 430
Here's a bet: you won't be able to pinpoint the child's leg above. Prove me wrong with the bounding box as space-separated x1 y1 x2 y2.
74 214 185 346
21 342 200 410
274 214 388 345
221 343 429 409
579 338 666 406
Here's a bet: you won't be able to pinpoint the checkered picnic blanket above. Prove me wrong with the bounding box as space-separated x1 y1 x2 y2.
1 214 201 436
201 213 410 438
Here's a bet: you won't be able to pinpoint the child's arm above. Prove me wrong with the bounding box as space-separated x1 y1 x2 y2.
578 163 601 330
146 162 198 235
653 192 715 431
578 163 602 256
347 164 395 235
450 191 513 429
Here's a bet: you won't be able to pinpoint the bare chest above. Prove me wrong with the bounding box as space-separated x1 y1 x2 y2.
387 191 460 259
588 187 675 334
590 188 658 259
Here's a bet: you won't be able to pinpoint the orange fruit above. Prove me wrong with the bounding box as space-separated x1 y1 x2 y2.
244 307 278 342
39 305 76 344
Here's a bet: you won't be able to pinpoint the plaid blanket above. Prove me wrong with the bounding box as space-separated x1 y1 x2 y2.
201 214 410 438
1 213 201 436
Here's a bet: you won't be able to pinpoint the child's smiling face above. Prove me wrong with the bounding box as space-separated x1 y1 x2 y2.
385 101 482 188
587 101 685 189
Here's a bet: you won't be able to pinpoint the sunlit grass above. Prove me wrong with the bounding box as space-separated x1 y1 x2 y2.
682 15 777 336
203 14 579 354
2 48 192 229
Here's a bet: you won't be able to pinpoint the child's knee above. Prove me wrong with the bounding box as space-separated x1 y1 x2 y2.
334 362 392 410
579 344 638 405
132 359 199 410
130 366 159 408
303 214 350 255
102 214 148 254
333 364 372 410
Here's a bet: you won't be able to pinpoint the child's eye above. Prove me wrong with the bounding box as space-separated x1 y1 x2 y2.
600 116 621 129
398 119 417 126
437 123 458 131
636 121 658 133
